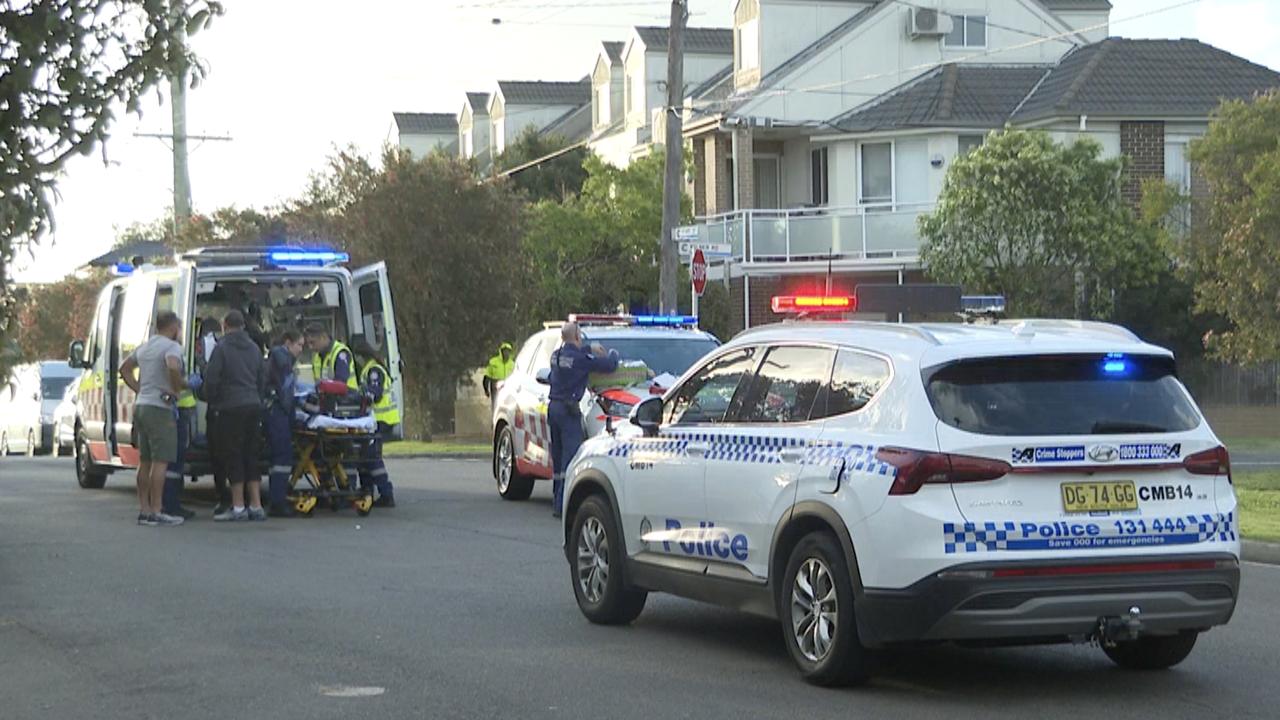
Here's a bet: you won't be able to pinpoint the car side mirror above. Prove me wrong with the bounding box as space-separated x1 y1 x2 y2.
535 368 551 385
630 396 663 437
68 340 87 369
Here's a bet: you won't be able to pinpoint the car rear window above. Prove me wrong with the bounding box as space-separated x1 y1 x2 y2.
924 354 1201 436
41 377 75 398
592 337 719 377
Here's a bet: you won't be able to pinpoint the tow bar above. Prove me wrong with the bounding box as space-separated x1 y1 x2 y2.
1097 606 1144 646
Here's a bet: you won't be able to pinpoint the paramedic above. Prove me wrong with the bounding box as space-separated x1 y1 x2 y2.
482 342 515 398
547 322 618 518
355 342 398 508
306 323 356 389
265 330 306 518
206 310 267 522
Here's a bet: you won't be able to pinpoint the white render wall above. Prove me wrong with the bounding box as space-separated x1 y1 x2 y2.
1054 10 1110 43
397 131 454 158
758 0 870 80
590 127 640 168
741 0 1086 124
501 104 579 148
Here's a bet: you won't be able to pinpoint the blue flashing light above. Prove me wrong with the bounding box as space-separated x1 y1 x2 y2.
111 262 135 276
266 249 349 265
1102 353 1130 375
633 314 698 327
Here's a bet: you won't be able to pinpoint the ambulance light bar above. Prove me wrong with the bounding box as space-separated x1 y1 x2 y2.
266 249 349 266
771 295 856 314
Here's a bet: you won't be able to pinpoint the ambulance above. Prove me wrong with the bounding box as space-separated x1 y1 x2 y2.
66 247 401 489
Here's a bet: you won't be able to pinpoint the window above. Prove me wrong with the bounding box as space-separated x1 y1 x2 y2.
924 355 1202 436
734 346 834 424
117 276 157 357
944 14 986 48
588 337 720 378
958 134 985 157
513 337 542 374
665 347 760 425
595 84 610 126
810 147 829 206
535 338 558 372
628 74 644 117
812 350 891 419
624 76 632 114
736 18 760 71
860 142 893 205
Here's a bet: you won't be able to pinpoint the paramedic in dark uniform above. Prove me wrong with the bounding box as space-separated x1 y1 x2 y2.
265 330 306 517
547 321 618 518
354 340 397 508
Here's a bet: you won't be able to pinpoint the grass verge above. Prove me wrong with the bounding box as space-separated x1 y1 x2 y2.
1235 469 1280 544
383 440 490 457
1222 437 1280 455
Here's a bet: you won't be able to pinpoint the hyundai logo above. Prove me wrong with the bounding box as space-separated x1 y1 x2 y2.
1088 444 1120 463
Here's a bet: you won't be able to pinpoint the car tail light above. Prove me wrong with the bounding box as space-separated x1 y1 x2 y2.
1184 445 1231 483
877 447 1011 495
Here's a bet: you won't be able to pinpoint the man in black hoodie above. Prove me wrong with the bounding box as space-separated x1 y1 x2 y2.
204 310 268 522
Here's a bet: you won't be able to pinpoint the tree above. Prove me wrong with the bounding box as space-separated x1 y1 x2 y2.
1180 91 1280 362
0 0 222 378
13 273 104 362
494 126 588 202
520 152 689 331
293 147 525 437
117 205 287 253
919 130 1161 318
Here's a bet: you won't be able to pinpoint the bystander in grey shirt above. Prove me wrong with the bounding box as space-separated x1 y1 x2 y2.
128 335 183 408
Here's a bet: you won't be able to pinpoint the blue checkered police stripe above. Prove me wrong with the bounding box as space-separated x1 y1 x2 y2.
604 432 896 476
942 512 1237 554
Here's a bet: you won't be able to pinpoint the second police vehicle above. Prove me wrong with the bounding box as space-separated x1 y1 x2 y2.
560 295 1239 686
491 314 719 500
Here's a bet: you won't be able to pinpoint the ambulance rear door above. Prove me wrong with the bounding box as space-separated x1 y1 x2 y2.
352 262 403 437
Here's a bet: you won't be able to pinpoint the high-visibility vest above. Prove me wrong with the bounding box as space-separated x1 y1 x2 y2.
360 358 400 426
177 389 197 409
485 346 515 382
312 341 358 390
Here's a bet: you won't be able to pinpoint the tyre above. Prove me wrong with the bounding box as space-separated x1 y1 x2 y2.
570 495 647 625
74 428 107 489
780 531 873 686
494 425 534 501
1103 631 1198 670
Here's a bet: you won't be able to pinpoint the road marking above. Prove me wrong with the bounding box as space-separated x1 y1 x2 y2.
318 685 386 698
1243 560 1280 571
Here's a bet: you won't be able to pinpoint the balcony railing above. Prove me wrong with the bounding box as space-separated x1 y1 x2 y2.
680 202 933 264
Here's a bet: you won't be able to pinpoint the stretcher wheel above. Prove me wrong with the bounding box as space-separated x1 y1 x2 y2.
352 495 374 516
294 496 318 516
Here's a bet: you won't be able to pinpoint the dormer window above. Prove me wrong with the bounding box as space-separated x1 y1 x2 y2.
736 18 760 71
944 14 987 48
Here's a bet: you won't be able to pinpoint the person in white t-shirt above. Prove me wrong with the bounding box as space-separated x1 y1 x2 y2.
120 311 189 527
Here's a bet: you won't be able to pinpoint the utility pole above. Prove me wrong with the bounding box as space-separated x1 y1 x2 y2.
658 0 687 313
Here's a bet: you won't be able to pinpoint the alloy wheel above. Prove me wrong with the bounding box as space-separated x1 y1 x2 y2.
791 557 838 663
496 431 513 493
577 516 610 604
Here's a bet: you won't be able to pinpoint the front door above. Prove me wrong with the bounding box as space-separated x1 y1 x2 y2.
624 347 762 566
702 344 836 579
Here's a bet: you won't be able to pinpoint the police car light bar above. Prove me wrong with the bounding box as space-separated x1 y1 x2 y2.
771 295 856 314
266 249 349 265
633 315 698 327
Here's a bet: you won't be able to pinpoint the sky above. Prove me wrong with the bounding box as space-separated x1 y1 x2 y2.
13 0 1280 283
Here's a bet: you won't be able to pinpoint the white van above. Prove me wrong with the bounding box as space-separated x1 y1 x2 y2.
66 247 401 489
0 361 81 456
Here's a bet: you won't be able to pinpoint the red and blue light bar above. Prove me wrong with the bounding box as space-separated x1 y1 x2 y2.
567 314 698 327
771 295 856 314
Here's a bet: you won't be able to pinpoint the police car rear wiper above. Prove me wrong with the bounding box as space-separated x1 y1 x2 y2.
1090 420 1168 434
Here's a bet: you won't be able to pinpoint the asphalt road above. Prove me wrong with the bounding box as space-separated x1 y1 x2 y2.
2 456 1279 720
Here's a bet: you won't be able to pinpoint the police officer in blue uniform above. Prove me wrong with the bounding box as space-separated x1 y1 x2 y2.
265 330 306 517
548 321 619 518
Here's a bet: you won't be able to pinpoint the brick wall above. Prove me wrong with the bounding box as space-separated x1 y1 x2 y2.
735 128 755 211
1120 121 1165 207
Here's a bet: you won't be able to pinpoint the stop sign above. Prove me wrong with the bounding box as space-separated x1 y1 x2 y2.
691 248 707 297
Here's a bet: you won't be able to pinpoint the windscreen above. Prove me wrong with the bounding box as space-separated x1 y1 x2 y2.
591 337 719 377
924 354 1201 436
41 376 75 398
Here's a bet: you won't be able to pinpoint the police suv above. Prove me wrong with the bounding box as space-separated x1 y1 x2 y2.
66 247 401 489
561 297 1238 686
491 315 718 500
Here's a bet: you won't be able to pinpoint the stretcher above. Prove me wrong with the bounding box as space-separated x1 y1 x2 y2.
287 425 378 516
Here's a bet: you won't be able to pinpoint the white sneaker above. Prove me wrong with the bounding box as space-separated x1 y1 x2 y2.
213 507 248 522
154 513 185 526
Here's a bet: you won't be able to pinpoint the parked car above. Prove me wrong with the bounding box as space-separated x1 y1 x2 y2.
1 361 80 456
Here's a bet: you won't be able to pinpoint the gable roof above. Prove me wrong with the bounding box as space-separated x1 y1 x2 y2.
833 64 1050 132
634 26 733 55
690 64 735 102
603 41 625 64
393 112 458 134
497 79 591 106
466 92 490 114
1011 38 1280 123
749 3 883 98
1038 0 1112 11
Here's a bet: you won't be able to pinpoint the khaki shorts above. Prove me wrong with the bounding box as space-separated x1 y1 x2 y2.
135 404 178 463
